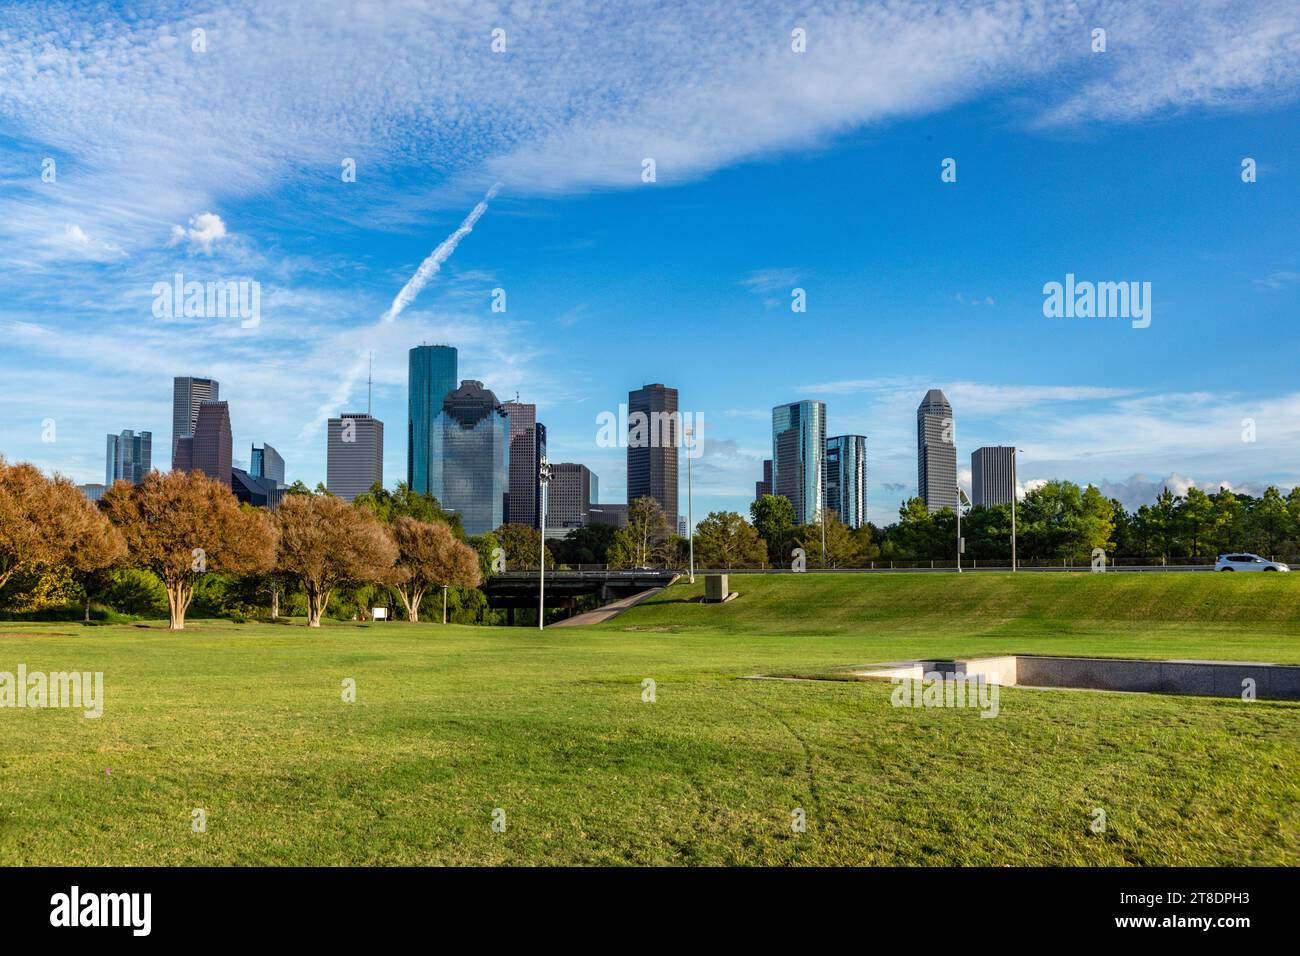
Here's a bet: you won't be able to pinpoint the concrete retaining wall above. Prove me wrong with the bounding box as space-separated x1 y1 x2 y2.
852 656 1300 700
1014 656 1300 700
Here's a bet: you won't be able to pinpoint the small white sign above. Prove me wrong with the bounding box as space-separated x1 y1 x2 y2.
372 607 388 621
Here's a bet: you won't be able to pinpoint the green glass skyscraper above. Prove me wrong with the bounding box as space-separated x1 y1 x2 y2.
408 344 458 495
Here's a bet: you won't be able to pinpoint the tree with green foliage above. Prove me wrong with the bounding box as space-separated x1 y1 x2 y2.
693 511 767 569
493 523 556 571
792 511 864 568
1177 487 1215 559
749 494 795 566
607 496 672 568
552 523 618 566
354 482 465 539
1249 486 1291 558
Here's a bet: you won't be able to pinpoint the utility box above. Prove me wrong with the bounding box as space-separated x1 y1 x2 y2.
703 574 736 604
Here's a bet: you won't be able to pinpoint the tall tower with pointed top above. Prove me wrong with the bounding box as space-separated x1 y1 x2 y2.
917 389 957 513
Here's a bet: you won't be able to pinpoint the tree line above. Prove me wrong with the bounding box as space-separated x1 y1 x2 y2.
0 460 483 628
5 455 1297 625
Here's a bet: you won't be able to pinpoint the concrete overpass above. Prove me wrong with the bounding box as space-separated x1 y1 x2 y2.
482 569 678 623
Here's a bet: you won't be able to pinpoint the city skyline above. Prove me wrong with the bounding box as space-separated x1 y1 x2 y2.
3 4 1299 526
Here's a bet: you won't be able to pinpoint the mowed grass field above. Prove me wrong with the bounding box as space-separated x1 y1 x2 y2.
1 572 1297 866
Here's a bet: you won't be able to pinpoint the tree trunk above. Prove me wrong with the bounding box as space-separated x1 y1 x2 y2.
271 587 280 620
409 587 425 624
83 593 91 623
166 583 187 630
307 587 331 627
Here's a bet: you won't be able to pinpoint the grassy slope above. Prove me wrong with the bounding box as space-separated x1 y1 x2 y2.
0 573 1296 865
612 571 1300 663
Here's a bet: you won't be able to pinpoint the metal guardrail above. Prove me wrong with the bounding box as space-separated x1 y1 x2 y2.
551 564 1223 574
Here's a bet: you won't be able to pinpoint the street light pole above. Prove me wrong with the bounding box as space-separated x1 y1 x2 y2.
441 584 449 624
956 486 964 573
1011 448 1020 572
539 457 551 630
685 425 695 584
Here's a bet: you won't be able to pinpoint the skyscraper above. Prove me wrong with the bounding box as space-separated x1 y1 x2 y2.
408 345 458 496
825 434 867 529
327 412 384 502
503 401 544 528
431 381 509 535
972 446 1016 506
105 429 152 486
627 383 678 525
754 459 772 502
917 389 958 513
548 462 596 539
771 400 826 525
250 443 285 487
172 376 219 470
191 401 233 487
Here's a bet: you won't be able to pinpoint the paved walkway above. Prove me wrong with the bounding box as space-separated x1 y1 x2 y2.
547 578 678 628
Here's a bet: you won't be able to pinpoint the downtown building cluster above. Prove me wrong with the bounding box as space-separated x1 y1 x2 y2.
85 366 1014 538
83 348 684 543
754 388 1017 528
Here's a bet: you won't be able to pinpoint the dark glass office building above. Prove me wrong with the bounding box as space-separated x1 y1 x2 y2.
772 400 826 525
825 434 867 529
432 380 510 535
105 429 152 486
627 383 678 525
408 345 458 496
250 443 285 487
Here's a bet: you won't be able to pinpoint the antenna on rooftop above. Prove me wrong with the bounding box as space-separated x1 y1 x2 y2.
367 351 373 415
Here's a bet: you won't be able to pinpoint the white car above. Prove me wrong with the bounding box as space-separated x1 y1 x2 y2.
1215 553 1290 572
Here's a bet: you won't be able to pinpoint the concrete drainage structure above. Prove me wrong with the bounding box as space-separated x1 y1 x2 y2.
853 656 1300 700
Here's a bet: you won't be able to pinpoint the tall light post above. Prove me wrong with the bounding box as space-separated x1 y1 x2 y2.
956 486 969 573
1011 447 1023 572
538 457 551 630
441 584 449 624
820 499 827 569
685 424 695 584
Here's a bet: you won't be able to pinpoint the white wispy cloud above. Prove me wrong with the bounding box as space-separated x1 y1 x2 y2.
1 0 1298 498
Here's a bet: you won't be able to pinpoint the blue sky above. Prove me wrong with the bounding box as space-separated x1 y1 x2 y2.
1 0 1298 526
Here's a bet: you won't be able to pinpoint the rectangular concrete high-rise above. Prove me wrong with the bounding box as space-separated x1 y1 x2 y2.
627 383 678 525
548 462 595 537
917 389 958 513
105 429 152 486
172 376 219 470
754 458 772 502
771 400 826 525
327 412 384 502
972 446 1016 506
191 401 233 487
503 401 543 528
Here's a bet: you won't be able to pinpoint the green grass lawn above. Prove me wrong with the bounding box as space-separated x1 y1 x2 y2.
1 573 1297 865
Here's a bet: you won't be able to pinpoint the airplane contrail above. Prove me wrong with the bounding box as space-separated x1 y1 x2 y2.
382 182 501 323
304 184 502 436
